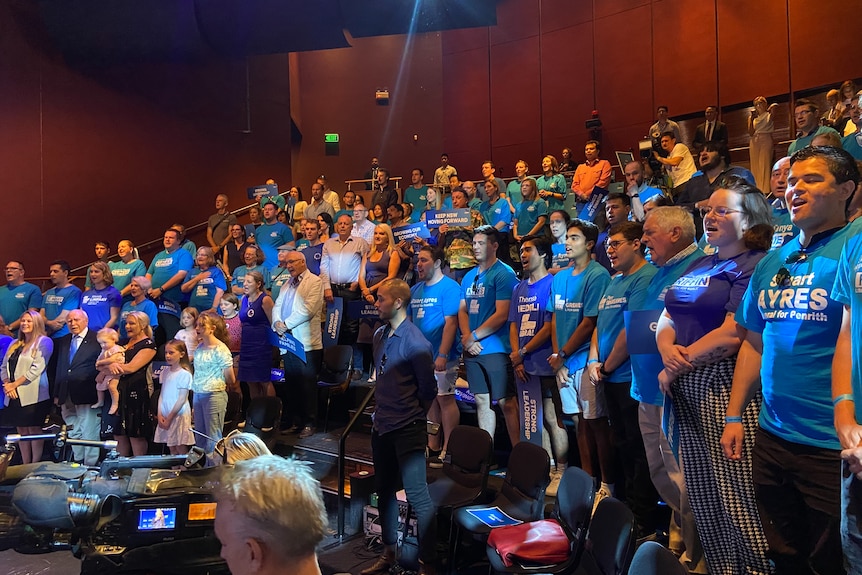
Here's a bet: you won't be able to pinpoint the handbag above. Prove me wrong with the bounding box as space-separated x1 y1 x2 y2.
487 518 571 567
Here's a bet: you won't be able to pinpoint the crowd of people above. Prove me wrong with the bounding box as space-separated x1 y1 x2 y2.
2 86 862 575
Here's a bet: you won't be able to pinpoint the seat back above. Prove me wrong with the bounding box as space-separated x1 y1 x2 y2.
583 498 635 575
242 396 283 448
317 344 353 388
554 467 596 564
500 441 551 520
444 425 493 489
628 541 688 575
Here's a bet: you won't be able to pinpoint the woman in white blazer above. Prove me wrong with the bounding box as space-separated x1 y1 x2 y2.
1 310 54 463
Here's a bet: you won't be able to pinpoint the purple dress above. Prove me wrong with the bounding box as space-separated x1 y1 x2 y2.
238 294 273 382
358 250 392 344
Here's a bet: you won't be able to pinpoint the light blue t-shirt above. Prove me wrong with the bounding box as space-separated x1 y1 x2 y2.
269 266 291 301
788 125 840 155
832 218 862 427
187 266 227 312
109 259 147 296
842 131 862 160
232 265 271 292
547 261 611 371
460 260 518 355
80 286 122 330
148 249 194 303
0 282 43 334
769 198 798 250
737 225 854 449
404 186 430 211
514 199 549 236
256 222 294 268
410 275 462 361
42 284 83 338
509 274 554 376
480 198 513 233
627 246 704 405
507 179 525 207
536 174 567 211
119 299 159 340
596 263 656 383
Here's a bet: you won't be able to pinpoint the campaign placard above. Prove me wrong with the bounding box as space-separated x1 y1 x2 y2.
465 507 523 528
392 222 431 242
347 299 379 320
424 208 470 228
269 330 306 362
577 186 608 222
247 183 278 200
323 298 344 347
518 374 544 446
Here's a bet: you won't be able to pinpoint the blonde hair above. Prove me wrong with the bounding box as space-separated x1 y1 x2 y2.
8 310 48 354
373 223 396 253
165 339 193 374
124 311 153 339
197 310 230 346
96 327 120 345
89 261 114 286
223 432 272 464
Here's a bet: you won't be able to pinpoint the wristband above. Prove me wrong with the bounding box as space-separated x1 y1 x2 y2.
724 416 742 424
587 359 599 365
436 353 448 360
471 330 479 342
834 394 855 406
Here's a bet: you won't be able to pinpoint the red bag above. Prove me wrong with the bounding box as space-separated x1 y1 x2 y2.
487 519 571 567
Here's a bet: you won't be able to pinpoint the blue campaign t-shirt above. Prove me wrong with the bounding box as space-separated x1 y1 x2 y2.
404 186 430 211
119 298 159 340
514 199 549 236
769 198 798 251
461 260 518 355
148 249 194 304
628 246 705 405
480 198 513 233
0 282 43 333
42 284 83 338
80 285 122 330
596 263 657 383
664 251 765 347
298 243 324 276
547 261 611 371
509 274 554 376
255 222 294 268
109 259 147 296
738 224 854 450
410 275 462 361
269 266 291 301
832 219 862 427
507 180 524 207
187 266 227 311
231 265 272 292
536 173 567 211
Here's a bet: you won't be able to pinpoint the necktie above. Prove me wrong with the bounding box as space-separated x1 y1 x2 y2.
70 335 80 364
706 122 713 141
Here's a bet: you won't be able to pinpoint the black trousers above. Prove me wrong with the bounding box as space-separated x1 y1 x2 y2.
281 348 323 427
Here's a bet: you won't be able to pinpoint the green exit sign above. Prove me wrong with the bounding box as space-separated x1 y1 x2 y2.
324 133 339 143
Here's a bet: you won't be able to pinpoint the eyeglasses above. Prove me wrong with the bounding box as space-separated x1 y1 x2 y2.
605 240 632 251
773 251 808 286
699 206 742 219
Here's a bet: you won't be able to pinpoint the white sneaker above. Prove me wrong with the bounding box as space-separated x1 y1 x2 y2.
546 468 563 497
592 484 612 516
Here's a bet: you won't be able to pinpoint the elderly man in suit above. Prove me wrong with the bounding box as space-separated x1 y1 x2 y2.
49 309 102 465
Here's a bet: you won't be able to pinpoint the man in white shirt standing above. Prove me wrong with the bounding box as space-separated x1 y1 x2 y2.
654 132 697 199
272 251 324 439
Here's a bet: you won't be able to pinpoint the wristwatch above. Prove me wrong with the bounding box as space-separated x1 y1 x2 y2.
518 347 527 358
558 349 568 359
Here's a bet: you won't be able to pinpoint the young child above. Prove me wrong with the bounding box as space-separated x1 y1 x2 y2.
93 327 124 415
155 339 195 455
175 307 200 361
219 294 242 368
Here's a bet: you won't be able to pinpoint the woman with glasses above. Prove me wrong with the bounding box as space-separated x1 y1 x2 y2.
655 178 773 575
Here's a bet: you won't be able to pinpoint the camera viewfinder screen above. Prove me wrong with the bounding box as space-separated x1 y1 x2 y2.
137 507 177 531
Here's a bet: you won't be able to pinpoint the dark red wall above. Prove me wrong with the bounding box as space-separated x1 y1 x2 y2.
0 3 293 282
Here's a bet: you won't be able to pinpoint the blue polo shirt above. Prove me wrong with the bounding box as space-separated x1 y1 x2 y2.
627 245 704 405
461 260 518 355
410 275 462 362
255 222 294 268
148 249 193 303
832 219 862 427
109 259 147 296
514 199 549 236
536 174 567 211
404 186 430 211
0 282 43 334
187 266 227 311
737 225 853 449
480 198 513 233
509 274 554 376
119 298 159 340
596 263 656 383
547 261 610 371
42 284 82 338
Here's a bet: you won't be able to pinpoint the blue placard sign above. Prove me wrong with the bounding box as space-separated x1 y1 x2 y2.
578 186 608 222
247 183 278 200
269 330 306 362
323 298 344 347
392 222 431 242
347 300 379 320
424 208 470 228
465 507 523 528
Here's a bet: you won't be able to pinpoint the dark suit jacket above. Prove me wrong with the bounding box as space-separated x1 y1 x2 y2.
49 329 101 405
692 121 728 149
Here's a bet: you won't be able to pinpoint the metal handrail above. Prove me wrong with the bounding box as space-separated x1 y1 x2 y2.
336 383 376 541
344 176 402 191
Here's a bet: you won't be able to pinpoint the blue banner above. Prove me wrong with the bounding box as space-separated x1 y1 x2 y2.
323 298 343 347
424 208 470 228
577 186 608 222
465 507 523 528
247 183 278 200
623 309 662 355
662 395 680 462
155 298 182 318
551 243 568 269
392 222 431 242
269 330 306 362
347 299 379 320
151 361 169 381
517 373 544 446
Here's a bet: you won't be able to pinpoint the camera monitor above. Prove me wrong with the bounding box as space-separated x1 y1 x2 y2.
137 507 177 531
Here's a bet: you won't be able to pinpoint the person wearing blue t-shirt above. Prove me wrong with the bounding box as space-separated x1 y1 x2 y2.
41 260 82 339
723 147 857 575
410 245 461 469
631 206 706 571
548 210 571 273
0 260 43 336
536 155 568 212
146 228 194 342
766 157 799 251
832 216 862 569
547 219 611 500
479 180 514 266
109 240 147 301
588 221 659 543
231 245 272 296
80 262 122 331
404 168 431 213
458 226 519 447
506 160 529 208
256 201 295 268
622 160 664 222
119 276 159 341
181 247 227 313
509 236 565 494
297 219 325 277
512 178 549 242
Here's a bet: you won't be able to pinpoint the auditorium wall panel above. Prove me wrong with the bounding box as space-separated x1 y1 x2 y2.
788 0 862 90
490 0 540 45
490 37 542 148
539 0 593 34
539 23 594 144
441 44 492 167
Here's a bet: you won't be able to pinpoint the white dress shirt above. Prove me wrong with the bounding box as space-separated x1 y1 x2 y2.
272 270 324 351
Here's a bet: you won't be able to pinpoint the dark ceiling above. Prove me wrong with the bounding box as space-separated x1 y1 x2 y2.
27 0 498 64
